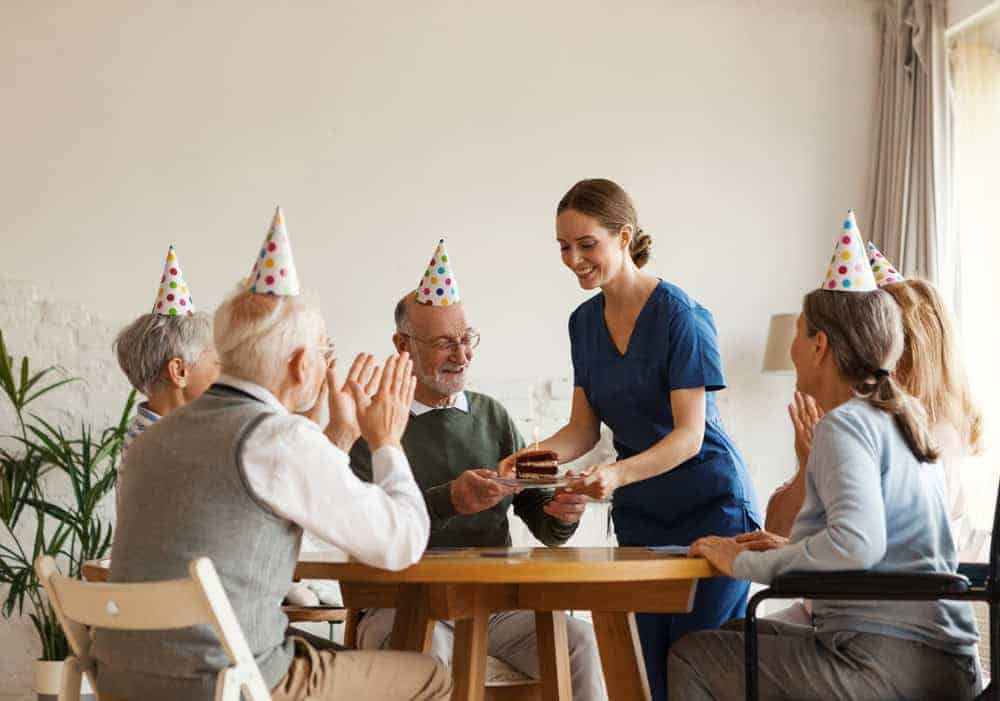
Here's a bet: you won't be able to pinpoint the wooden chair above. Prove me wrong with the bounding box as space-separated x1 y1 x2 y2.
36 555 271 701
342 608 542 701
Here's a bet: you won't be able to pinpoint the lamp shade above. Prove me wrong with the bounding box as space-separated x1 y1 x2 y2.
762 313 798 373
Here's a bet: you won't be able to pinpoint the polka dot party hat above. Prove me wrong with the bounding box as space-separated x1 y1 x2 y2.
866 241 904 286
248 205 301 296
152 245 196 316
821 210 878 292
415 238 461 306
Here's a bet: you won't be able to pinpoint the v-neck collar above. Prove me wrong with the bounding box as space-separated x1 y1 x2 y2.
599 280 663 358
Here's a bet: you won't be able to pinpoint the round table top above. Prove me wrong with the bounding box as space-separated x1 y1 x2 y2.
296 547 716 584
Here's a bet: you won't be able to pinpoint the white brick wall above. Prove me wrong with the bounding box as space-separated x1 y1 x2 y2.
0 279 135 697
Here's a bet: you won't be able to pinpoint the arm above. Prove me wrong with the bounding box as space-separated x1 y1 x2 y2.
732 415 887 584
513 489 579 546
766 392 824 537
574 387 706 498
243 417 430 571
764 470 807 537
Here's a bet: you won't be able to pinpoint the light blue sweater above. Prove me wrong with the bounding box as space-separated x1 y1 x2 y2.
734 398 979 655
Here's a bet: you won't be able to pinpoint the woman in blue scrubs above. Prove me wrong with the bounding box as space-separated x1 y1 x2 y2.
512 178 761 700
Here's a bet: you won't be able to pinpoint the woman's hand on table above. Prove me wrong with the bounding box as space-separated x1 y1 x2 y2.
545 472 588 524
734 529 789 551
688 536 746 577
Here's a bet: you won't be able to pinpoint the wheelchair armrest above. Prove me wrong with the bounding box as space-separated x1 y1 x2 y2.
765 570 970 598
957 562 990 589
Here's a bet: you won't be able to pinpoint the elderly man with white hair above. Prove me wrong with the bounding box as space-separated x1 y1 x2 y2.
94 284 451 701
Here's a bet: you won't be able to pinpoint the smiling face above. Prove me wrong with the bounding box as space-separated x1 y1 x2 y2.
396 298 474 398
556 208 629 290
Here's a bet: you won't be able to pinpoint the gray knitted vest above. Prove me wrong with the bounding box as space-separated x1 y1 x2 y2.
93 384 302 700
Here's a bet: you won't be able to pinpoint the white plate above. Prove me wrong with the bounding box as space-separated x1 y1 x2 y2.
489 475 579 489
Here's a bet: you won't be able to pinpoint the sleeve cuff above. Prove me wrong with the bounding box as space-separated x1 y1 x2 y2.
371 444 408 483
425 482 457 522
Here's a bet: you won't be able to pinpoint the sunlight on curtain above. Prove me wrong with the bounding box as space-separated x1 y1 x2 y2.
951 24 1000 528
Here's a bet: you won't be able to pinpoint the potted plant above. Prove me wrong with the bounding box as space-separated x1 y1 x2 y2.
0 330 134 700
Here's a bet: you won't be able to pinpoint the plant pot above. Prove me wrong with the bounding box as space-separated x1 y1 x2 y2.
34 659 96 701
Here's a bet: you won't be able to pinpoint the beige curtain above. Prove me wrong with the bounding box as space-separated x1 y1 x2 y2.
868 0 955 299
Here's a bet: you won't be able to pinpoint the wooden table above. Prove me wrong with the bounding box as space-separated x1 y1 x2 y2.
84 548 716 701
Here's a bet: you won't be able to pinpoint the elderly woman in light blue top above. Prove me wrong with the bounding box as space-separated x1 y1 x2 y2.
668 281 981 699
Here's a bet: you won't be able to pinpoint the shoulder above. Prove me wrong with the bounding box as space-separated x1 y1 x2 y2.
655 281 713 321
813 399 887 456
466 392 514 425
248 412 329 450
569 293 604 329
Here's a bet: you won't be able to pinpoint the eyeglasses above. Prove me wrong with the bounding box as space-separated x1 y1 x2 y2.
401 330 481 353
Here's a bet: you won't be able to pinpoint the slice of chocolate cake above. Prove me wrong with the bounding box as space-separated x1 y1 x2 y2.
515 449 559 480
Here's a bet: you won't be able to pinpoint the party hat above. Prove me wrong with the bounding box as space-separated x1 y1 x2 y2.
867 241 904 286
415 238 461 306
248 206 301 296
821 210 878 292
152 245 195 316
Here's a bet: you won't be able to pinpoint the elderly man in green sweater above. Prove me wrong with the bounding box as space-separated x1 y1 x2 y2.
350 291 605 700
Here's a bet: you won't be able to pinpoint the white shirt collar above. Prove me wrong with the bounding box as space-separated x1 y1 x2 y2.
410 391 469 416
216 374 288 415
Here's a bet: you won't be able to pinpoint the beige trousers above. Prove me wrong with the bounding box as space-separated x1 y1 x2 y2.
271 634 453 701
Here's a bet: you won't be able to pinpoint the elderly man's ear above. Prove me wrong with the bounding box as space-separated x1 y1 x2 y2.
392 333 409 355
164 357 189 389
288 347 311 385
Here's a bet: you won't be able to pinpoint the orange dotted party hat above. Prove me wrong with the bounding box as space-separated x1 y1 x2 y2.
821 210 878 292
415 238 461 306
867 241 904 286
248 206 301 296
152 245 196 316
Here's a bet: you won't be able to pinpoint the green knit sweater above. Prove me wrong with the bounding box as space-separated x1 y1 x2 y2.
350 392 577 548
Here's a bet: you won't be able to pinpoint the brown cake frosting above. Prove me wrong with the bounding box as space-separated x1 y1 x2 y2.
514 449 559 479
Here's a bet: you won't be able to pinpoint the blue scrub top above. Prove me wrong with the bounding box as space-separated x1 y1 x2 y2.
569 280 761 545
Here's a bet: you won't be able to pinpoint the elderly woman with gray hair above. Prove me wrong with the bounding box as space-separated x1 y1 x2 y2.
113 310 220 456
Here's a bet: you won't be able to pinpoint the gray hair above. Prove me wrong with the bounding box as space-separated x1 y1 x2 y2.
802 288 939 463
394 292 415 334
213 284 326 386
113 312 214 394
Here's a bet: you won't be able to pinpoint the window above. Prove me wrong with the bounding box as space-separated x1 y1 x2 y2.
951 13 1000 528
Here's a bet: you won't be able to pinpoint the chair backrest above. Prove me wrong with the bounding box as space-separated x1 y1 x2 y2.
35 555 272 701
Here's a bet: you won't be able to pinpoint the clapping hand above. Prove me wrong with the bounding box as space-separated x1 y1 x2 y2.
789 391 824 470
348 352 417 451
324 353 382 451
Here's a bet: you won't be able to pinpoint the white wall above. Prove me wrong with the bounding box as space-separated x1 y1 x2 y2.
0 1 881 696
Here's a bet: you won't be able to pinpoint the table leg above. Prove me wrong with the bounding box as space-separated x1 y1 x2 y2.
390 584 435 653
535 611 572 701
450 586 489 701
592 611 651 701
